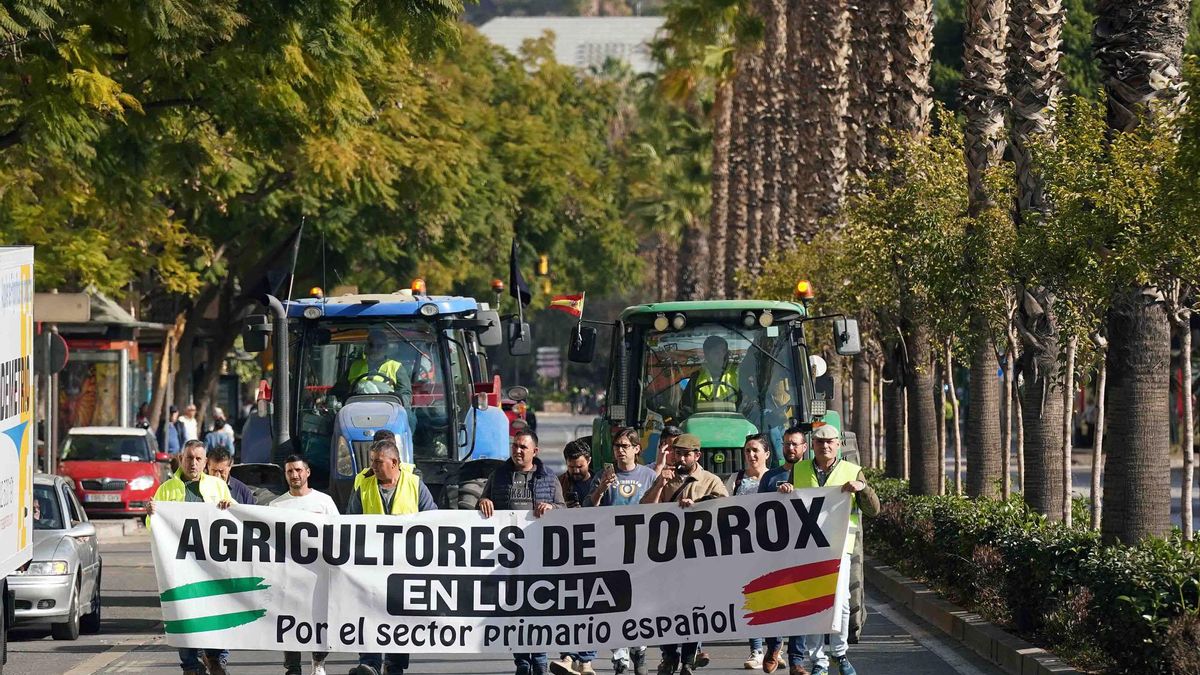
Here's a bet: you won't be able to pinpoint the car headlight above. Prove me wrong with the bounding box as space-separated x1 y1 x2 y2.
19 560 70 576
129 475 155 491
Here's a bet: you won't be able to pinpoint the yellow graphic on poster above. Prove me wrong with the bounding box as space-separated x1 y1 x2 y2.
0 248 35 573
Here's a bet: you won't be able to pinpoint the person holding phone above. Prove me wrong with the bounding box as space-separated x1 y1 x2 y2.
551 439 601 675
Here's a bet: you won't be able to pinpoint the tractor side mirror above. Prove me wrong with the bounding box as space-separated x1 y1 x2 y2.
834 318 862 356
508 321 532 356
567 325 597 363
242 314 271 353
476 310 503 348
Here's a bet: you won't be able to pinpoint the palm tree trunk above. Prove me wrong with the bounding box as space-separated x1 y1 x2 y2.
1061 336 1076 525
1090 338 1107 530
1094 0 1187 544
889 0 934 137
810 0 852 233
852 354 874 467
1102 288 1173 543
1016 287 1066 519
726 56 757 298
883 345 906 479
756 0 787 252
676 217 709 300
745 60 767 280
968 331 1003 497
1007 0 1063 221
903 318 941 496
708 80 733 300
846 0 894 189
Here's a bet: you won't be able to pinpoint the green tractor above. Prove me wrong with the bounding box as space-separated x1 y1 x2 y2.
568 293 870 639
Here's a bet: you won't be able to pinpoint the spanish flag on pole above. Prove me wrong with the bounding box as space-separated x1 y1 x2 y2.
549 293 585 319
741 558 841 625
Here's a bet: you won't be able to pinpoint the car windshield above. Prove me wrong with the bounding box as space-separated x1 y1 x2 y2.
640 322 795 445
32 485 64 530
62 434 150 462
299 320 454 462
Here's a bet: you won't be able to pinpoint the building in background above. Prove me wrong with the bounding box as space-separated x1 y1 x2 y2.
478 17 665 74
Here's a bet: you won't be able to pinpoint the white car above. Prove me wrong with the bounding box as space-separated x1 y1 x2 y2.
9 474 103 640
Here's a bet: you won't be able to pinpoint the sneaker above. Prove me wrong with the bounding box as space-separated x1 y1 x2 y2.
349 666 379 675
312 664 327 675
576 662 596 675
657 658 679 675
810 667 829 675
833 656 856 675
693 652 710 669
762 648 781 673
744 650 764 670
788 667 809 675
681 666 695 675
613 657 630 674
633 648 649 675
549 657 580 675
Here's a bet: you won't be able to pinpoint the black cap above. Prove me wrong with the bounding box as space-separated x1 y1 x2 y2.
169 405 178 413
662 425 683 438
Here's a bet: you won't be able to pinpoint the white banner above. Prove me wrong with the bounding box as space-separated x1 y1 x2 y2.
150 489 850 653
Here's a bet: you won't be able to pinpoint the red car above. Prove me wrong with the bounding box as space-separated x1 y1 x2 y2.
58 427 170 516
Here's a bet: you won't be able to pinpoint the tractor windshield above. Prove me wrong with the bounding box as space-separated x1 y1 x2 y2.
297 320 454 464
640 322 796 461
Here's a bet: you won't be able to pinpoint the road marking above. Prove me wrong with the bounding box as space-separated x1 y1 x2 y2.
61 634 162 675
871 601 994 675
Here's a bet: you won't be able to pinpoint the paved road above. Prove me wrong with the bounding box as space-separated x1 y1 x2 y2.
3 414 1004 674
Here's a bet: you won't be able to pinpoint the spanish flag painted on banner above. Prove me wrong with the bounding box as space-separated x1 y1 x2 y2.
741 558 841 625
549 293 585 318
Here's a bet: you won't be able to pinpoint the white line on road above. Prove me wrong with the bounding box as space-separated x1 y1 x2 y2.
871 601 994 675
62 633 162 675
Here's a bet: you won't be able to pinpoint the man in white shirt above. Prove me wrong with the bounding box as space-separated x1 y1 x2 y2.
179 403 199 442
270 455 337 675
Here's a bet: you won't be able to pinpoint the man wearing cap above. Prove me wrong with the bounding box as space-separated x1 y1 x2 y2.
758 426 810 674
643 433 727 675
778 425 878 675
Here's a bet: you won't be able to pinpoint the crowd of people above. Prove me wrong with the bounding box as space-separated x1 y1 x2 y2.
145 420 877 675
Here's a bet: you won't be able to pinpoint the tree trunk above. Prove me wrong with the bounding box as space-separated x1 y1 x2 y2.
1015 372 1025 492
1179 314 1193 541
947 344 963 496
1091 345 1107 530
708 80 733 300
883 346 906 479
968 332 1002 497
756 0 787 251
1102 287 1173 543
809 0 852 234
744 58 767 281
1017 287 1066 519
889 0 934 137
725 57 757 298
845 0 893 190
1002 347 1013 498
1061 336 1076 525
903 319 941 495
676 217 709 300
852 355 874 467
934 356 946 495
1007 0 1063 221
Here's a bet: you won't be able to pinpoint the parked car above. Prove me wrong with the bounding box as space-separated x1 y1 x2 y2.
9 474 102 640
57 427 169 516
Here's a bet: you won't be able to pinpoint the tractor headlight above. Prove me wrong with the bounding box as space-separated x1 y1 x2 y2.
302 306 323 320
335 435 354 477
419 303 439 317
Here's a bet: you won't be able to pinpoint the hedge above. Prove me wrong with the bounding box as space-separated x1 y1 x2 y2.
863 471 1200 674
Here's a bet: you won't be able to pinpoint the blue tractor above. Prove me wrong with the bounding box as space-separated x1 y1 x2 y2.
239 287 515 509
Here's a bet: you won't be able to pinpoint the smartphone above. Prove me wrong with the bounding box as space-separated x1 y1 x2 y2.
603 463 615 474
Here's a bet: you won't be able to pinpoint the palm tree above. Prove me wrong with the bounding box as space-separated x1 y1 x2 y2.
961 0 1009 497
1093 0 1187 543
1008 0 1066 518
890 0 938 495
726 54 761 296
809 0 852 233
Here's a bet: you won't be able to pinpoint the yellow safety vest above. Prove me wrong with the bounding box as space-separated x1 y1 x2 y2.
358 465 421 515
694 363 738 401
352 467 372 491
792 458 862 557
348 358 405 386
145 471 232 529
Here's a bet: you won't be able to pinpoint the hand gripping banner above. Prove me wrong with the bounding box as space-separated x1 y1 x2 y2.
150 489 851 653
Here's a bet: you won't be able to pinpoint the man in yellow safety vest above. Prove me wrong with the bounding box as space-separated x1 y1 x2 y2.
777 424 879 675
684 335 740 415
346 327 413 408
345 439 437 675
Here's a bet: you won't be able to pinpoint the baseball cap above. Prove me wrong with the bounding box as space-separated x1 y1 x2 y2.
813 424 840 440
662 425 683 439
672 433 702 450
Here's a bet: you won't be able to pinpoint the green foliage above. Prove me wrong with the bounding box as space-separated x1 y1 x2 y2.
866 481 1200 673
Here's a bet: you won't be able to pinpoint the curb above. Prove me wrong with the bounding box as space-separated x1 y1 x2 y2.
865 557 1080 675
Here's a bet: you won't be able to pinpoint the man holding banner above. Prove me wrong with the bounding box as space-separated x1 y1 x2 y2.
346 439 438 675
779 424 878 675
146 440 234 675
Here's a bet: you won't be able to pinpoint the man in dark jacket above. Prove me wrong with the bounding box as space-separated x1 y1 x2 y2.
205 447 256 505
479 429 565 675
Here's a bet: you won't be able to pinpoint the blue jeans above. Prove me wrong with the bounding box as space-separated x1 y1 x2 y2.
562 651 597 663
515 652 548 674
359 652 409 671
805 553 852 667
766 636 808 666
178 648 227 671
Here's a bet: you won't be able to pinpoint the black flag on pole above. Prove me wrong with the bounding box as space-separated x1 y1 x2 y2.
509 238 532 307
